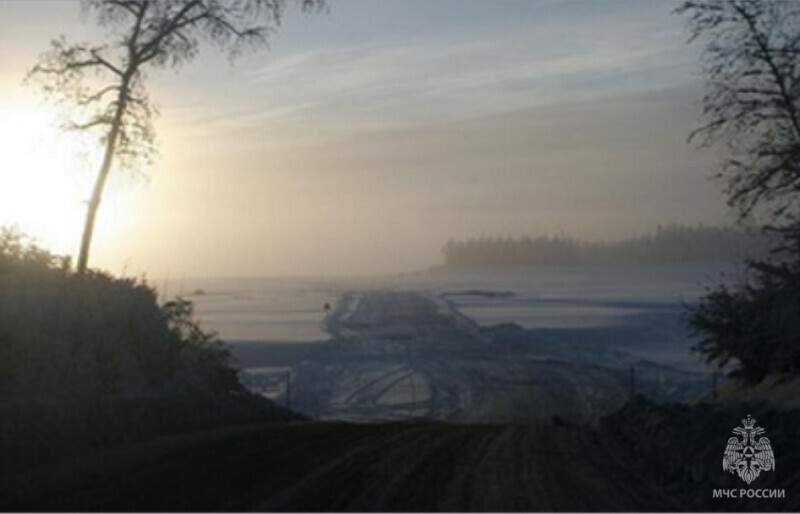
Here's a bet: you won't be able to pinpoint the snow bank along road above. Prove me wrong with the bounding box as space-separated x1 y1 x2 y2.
286 291 706 423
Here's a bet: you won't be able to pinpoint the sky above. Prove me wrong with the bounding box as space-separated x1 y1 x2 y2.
0 0 733 277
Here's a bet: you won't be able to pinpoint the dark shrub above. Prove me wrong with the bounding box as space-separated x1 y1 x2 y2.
0 227 299 472
689 225 800 383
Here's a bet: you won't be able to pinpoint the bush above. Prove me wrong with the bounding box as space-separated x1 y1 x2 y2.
689 225 800 383
0 227 299 471
0 227 242 400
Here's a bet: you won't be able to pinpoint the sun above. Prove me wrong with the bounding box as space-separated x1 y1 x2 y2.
0 96 129 258
0 98 90 255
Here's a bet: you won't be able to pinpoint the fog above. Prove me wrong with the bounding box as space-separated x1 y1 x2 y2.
108 84 729 277
0 0 732 277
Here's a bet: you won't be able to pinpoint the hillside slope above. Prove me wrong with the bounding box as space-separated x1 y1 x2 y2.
0 230 298 476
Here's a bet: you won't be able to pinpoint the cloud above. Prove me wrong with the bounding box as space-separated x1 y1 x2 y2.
160 1 701 137
231 5 695 127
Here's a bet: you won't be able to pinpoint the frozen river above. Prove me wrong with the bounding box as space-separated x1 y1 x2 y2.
177 263 734 372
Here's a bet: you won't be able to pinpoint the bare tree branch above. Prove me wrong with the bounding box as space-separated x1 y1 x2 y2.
27 0 325 274
678 0 800 225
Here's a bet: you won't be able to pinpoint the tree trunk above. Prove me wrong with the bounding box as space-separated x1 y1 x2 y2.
76 85 129 275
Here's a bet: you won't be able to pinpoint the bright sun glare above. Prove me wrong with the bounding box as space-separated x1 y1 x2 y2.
0 96 136 259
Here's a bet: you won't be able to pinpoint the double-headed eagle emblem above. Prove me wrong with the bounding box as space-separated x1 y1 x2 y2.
723 415 775 484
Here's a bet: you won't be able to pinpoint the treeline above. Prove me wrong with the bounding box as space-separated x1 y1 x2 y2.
441 224 771 268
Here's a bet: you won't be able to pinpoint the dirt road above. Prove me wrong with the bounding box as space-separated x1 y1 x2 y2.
2 420 680 512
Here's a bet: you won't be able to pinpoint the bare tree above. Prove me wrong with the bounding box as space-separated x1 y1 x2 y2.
680 1 800 382
27 0 324 274
678 0 800 225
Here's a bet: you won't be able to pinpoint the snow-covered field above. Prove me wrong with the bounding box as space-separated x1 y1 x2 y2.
177 265 730 422
183 264 732 370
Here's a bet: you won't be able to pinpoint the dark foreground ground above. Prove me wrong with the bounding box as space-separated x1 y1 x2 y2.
2 399 798 512
0 420 668 512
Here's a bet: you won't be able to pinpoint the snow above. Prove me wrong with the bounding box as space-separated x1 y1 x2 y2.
184 264 729 370
177 265 731 421
284 289 710 422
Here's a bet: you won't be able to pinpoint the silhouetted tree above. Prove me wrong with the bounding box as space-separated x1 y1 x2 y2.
689 256 800 382
27 0 324 274
679 1 800 381
678 0 800 223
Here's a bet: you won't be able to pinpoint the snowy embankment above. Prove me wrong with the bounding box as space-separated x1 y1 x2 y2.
281 291 708 423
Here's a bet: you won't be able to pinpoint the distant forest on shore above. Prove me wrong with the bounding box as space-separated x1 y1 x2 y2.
441 224 772 268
